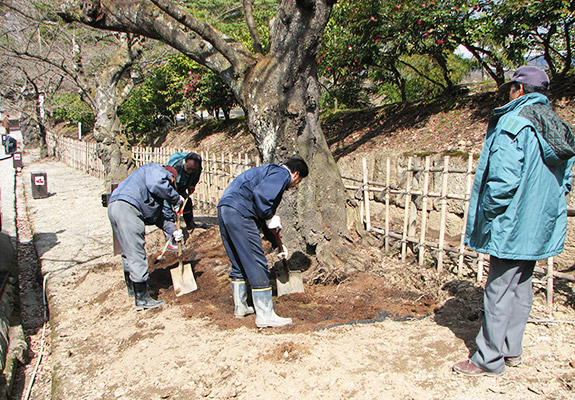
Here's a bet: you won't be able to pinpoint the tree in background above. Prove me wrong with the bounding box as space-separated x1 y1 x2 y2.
51 93 95 134
119 54 192 143
495 0 574 80
55 0 367 277
0 1 156 178
321 0 475 107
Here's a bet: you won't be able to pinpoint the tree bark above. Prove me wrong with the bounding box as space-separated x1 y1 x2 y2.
57 0 367 276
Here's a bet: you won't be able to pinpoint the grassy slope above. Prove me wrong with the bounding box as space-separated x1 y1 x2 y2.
161 82 575 160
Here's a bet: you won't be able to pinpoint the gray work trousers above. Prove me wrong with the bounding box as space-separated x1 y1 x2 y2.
472 256 535 373
108 200 149 283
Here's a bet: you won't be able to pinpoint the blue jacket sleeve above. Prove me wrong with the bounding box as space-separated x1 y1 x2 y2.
483 131 524 221
252 169 290 220
156 218 177 236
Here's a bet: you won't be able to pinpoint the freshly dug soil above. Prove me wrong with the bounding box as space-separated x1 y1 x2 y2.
146 227 439 333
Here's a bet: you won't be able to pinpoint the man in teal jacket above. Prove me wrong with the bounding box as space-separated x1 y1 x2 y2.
453 66 575 376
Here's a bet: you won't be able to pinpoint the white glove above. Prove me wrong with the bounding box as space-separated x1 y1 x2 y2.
266 215 282 231
172 229 183 242
275 245 288 260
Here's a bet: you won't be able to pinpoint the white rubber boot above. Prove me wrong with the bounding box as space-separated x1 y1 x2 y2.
252 287 292 328
232 280 254 318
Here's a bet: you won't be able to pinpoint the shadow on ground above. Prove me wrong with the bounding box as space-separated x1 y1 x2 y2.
433 279 484 356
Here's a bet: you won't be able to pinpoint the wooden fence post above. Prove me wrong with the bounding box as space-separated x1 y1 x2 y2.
418 156 431 267
458 154 474 275
362 157 371 231
547 257 554 314
437 156 450 273
401 157 413 263
385 157 391 253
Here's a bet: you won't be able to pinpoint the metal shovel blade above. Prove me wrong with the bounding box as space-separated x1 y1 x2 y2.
171 209 197 296
170 261 197 296
276 260 304 297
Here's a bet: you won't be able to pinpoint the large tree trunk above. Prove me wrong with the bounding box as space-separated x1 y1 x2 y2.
241 2 359 277
57 0 369 277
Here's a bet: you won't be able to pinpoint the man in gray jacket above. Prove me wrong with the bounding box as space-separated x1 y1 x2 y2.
453 66 575 376
108 164 184 310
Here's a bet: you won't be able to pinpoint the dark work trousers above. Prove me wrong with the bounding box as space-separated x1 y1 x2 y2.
108 200 149 283
180 195 194 227
217 205 270 289
472 256 536 373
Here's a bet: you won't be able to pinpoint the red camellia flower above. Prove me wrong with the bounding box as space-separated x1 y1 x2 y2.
423 32 429 37
418 19 422 24
395 5 400 9
437 39 443 44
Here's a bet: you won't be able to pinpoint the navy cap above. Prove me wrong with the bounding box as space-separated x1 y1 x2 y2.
500 66 550 92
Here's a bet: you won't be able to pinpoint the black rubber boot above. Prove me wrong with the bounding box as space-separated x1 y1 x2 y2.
124 271 135 298
134 282 164 310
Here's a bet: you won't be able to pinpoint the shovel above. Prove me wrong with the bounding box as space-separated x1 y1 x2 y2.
271 229 304 297
170 199 198 296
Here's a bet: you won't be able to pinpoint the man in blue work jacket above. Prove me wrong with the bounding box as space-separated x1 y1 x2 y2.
108 164 185 311
218 156 309 328
453 66 575 376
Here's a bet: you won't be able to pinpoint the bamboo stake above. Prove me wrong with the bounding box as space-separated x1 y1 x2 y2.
437 156 449 273
418 156 431 267
477 253 485 282
362 157 371 231
401 157 413 263
385 157 391 253
458 154 474 275
547 257 554 314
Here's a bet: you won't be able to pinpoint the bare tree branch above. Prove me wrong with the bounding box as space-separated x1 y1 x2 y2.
243 0 263 55
148 0 255 69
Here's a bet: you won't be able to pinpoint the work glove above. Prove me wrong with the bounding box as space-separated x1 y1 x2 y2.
275 245 288 260
266 215 282 231
172 229 184 242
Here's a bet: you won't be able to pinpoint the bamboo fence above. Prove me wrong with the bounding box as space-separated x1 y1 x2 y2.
46 133 106 178
132 146 259 215
46 134 570 310
342 155 567 311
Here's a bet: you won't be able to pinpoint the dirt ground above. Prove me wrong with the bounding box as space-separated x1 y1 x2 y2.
9 152 575 400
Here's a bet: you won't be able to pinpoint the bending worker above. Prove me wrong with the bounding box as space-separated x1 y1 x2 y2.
108 163 184 310
218 156 309 328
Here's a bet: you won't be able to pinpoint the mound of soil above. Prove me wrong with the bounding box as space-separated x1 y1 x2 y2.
146 226 439 333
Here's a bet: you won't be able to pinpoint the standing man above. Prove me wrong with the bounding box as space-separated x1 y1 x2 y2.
218 156 308 328
166 152 204 229
108 163 185 310
453 66 575 376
